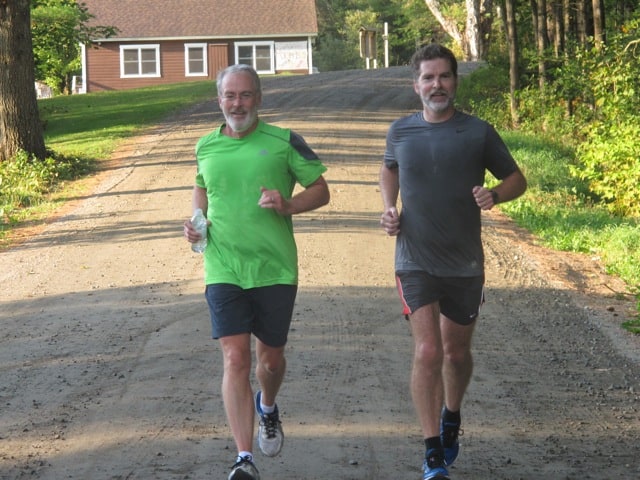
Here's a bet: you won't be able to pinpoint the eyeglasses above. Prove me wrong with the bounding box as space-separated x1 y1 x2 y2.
220 92 256 102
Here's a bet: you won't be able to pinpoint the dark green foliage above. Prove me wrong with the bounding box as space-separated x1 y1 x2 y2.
313 0 443 71
0 149 94 223
31 0 117 94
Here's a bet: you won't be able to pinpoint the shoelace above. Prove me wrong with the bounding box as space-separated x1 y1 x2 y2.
261 412 281 438
442 424 463 447
233 455 253 467
425 450 445 468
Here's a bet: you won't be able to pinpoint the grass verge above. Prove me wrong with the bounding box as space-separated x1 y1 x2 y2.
497 131 640 328
1 80 214 247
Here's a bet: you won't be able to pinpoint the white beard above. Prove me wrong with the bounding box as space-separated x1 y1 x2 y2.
224 109 258 133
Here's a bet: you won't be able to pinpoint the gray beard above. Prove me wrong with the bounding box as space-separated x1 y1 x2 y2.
224 111 258 133
422 96 454 113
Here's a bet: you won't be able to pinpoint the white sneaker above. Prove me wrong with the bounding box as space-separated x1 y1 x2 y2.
254 390 284 457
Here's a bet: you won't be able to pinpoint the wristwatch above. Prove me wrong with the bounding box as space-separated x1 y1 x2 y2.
490 189 499 204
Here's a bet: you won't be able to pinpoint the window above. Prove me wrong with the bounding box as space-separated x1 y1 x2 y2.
120 45 161 78
235 42 275 74
185 43 207 76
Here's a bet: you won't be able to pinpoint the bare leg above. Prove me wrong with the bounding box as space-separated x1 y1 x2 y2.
220 333 254 453
409 302 445 439
255 339 286 406
440 316 475 412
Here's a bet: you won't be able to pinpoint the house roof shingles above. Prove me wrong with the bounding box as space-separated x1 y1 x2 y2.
83 0 318 40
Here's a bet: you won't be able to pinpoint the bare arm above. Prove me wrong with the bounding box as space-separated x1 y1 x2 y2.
379 164 400 236
183 186 209 243
473 169 527 211
258 176 330 215
191 185 208 214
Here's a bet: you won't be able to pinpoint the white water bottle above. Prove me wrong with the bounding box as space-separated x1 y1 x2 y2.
190 208 208 253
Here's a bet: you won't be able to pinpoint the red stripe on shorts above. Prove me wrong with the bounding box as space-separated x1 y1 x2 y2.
395 275 411 316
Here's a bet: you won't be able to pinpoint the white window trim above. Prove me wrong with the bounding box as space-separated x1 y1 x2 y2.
185 43 208 77
120 44 161 78
234 41 275 74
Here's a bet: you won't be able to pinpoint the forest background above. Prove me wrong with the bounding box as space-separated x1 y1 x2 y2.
1 0 639 325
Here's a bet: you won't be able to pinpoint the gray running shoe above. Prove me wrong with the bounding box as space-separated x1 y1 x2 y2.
255 390 284 457
228 455 260 480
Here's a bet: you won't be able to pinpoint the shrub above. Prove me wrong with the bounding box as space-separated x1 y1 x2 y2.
573 120 640 217
0 149 93 224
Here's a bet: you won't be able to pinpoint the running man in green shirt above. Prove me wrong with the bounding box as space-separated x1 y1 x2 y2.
183 64 330 480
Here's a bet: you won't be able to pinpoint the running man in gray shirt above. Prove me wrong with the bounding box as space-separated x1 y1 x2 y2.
379 44 527 480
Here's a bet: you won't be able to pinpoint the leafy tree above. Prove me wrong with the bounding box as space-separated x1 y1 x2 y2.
0 0 46 161
31 0 116 94
570 31 640 217
314 1 378 70
372 0 445 64
501 0 520 125
421 0 495 60
314 0 443 70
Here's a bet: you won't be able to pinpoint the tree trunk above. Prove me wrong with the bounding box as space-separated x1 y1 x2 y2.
576 0 588 46
592 0 605 48
423 0 493 61
536 0 549 89
0 0 46 162
563 0 572 48
465 0 483 59
503 0 520 126
479 0 494 57
423 0 465 51
552 0 564 56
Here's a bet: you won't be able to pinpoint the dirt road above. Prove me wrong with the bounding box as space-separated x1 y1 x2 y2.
1 67 639 480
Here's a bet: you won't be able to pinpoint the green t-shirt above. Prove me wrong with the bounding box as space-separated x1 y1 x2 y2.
195 120 327 288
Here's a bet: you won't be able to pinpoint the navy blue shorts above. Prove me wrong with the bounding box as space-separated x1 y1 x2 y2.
396 271 484 325
204 284 297 347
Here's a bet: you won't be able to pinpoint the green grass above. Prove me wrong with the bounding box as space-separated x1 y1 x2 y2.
40 80 215 157
622 316 640 335
460 64 640 329
1 81 215 243
494 130 640 326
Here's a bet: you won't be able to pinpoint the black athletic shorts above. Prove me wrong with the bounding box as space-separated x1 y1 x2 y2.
396 271 484 325
205 283 298 347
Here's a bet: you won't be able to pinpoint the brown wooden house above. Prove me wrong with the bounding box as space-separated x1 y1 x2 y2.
80 0 318 93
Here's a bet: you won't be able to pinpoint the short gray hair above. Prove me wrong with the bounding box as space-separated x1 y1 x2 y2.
216 64 262 96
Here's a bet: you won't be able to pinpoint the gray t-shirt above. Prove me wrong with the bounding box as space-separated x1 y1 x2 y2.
384 110 519 277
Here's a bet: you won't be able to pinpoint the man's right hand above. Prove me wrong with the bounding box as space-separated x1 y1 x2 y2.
183 219 206 244
380 206 400 236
